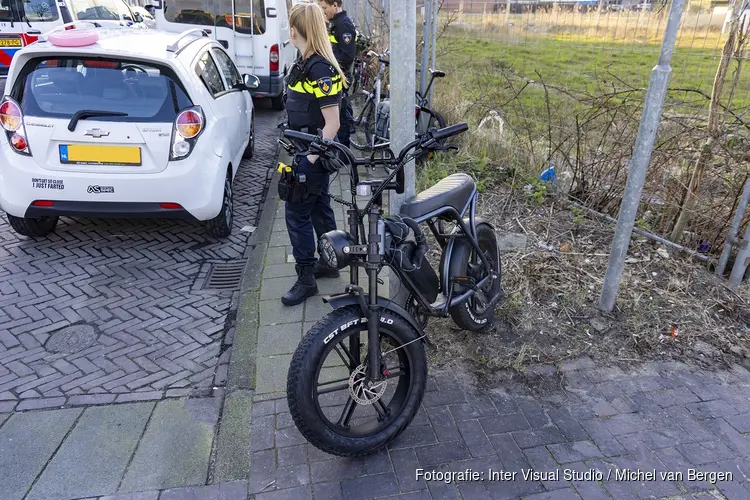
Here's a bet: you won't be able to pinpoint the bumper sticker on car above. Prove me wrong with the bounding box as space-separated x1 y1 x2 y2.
87 185 115 194
32 178 64 190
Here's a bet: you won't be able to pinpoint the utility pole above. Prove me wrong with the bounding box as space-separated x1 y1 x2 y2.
598 0 685 312
429 0 438 106
388 0 417 305
419 0 433 133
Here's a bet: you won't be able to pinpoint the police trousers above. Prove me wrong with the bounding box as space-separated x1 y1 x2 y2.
285 167 338 267
337 90 354 148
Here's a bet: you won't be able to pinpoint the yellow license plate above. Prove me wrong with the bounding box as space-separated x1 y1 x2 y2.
0 38 22 47
59 145 142 166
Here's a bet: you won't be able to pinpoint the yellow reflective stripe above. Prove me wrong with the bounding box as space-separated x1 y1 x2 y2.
288 76 343 96
310 81 342 98
288 80 316 93
329 33 337 43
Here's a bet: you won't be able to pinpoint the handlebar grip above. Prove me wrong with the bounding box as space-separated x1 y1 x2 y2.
430 122 469 141
283 129 318 143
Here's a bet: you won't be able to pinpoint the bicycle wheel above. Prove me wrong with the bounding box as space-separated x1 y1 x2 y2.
350 92 375 152
287 305 427 457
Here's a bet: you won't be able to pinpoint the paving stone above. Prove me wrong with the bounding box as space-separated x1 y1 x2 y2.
0 408 82 500
251 415 276 451
547 440 603 464
309 457 366 483
99 492 160 500
119 398 221 492
263 264 297 279
28 403 153 500
687 400 741 420
390 448 426 493
255 355 293 394
275 426 307 448
479 412 530 435
636 426 697 450
726 412 750 434
274 462 310 489
424 464 460 499
277 445 307 467
362 448 392 475
257 325 302 356
416 441 471 467
312 481 344 500
457 419 495 458
341 473 400 500
523 446 570 491
516 396 550 428
388 424 437 450
547 408 589 441
259 300 304 326
159 484 220 500
511 425 567 449
663 406 717 442
456 482 490 500
677 440 739 466
600 413 651 436
261 276 298 301
487 433 531 470
426 406 462 443
521 488 587 499
255 485 313 500
16 397 66 411
248 449 276 495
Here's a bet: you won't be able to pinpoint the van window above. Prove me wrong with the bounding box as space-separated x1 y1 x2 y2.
69 0 121 20
24 0 59 21
213 0 266 34
18 57 193 123
165 0 214 26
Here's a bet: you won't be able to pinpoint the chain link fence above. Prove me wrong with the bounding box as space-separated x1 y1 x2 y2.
418 0 749 261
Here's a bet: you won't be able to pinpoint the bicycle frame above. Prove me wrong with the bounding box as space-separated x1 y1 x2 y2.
283 126 498 382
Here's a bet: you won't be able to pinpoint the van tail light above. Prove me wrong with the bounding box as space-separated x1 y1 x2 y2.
270 44 279 72
170 106 204 161
0 98 31 155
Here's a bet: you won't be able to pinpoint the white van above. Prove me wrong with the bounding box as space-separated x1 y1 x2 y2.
152 0 299 109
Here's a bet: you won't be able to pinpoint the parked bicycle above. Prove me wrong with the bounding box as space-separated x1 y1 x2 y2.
349 49 447 158
281 123 504 457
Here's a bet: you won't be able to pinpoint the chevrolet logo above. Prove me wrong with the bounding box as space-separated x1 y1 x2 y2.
84 128 110 138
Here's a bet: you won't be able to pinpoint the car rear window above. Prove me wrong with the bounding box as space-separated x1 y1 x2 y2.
17 57 193 123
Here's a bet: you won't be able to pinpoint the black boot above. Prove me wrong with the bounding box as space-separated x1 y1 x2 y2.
314 257 340 279
281 265 318 306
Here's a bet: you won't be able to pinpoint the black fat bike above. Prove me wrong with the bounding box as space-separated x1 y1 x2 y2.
281 123 504 457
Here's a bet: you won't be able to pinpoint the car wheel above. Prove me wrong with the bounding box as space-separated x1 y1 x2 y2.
243 117 255 159
271 94 285 111
207 170 233 238
7 214 59 238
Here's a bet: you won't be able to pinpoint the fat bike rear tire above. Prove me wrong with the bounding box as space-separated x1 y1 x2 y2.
286 305 427 457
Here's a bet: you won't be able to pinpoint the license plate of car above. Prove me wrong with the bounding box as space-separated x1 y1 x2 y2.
0 38 22 47
59 145 142 166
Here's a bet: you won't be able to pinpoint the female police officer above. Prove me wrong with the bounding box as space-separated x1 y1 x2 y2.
281 2 347 306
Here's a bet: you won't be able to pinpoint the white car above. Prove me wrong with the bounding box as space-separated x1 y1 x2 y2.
0 23 259 238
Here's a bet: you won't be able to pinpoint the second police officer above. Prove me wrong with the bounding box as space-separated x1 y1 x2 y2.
318 0 356 153
280 2 347 306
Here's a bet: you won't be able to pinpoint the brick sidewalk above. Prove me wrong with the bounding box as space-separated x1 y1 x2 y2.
243 168 750 500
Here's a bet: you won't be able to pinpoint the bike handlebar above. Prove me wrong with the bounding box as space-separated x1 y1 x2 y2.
283 123 468 170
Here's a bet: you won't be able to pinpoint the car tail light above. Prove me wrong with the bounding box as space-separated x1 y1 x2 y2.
0 98 30 155
83 60 118 68
32 200 54 207
170 106 204 161
159 202 182 209
0 100 22 132
270 44 279 72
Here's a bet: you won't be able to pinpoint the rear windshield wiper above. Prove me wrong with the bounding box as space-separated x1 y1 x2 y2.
68 110 128 131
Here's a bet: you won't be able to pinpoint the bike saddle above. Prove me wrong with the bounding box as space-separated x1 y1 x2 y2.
430 69 446 78
399 173 476 219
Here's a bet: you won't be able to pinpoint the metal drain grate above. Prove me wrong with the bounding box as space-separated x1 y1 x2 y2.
46 324 98 354
203 260 247 290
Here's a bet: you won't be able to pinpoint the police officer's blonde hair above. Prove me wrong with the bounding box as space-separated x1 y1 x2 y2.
289 3 348 87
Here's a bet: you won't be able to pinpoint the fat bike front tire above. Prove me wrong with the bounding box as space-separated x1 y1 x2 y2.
286 305 427 457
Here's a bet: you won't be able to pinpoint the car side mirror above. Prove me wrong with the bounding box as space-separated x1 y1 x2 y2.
134 12 143 22
242 74 260 90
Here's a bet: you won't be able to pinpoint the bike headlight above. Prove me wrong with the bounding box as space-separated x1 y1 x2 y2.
318 230 357 270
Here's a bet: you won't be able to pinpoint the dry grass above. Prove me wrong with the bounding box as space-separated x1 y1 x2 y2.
423 183 750 383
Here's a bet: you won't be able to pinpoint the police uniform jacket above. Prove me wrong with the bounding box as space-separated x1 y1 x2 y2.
286 54 343 134
328 11 356 79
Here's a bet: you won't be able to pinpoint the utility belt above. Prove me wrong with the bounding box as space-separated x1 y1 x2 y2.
277 159 326 204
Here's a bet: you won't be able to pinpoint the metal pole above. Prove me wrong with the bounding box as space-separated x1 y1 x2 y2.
388 0 417 304
598 0 685 313
419 0 433 133
717 174 750 276
429 0 438 107
365 0 372 36
729 223 750 286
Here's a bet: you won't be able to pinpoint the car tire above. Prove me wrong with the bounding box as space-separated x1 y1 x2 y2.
206 170 233 238
243 117 255 159
7 214 59 238
271 94 285 111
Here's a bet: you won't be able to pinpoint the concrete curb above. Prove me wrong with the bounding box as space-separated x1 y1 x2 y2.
211 142 285 484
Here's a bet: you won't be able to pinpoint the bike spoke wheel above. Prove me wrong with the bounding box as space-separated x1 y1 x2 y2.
349 92 374 151
287 305 427 457
313 329 411 437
